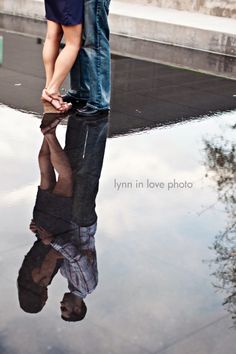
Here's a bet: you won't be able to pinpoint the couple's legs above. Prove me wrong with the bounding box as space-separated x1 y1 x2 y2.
38 128 73 197
42 20 82 100
69 0 111 110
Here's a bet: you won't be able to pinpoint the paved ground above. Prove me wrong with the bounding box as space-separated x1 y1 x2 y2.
0 31 236 137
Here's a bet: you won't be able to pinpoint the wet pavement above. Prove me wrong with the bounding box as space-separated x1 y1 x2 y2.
1 31 236 137
0 30 236 354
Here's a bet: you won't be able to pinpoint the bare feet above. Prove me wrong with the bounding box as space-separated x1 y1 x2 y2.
41 88 72 113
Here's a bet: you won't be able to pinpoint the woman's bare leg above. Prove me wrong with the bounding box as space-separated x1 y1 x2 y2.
47 24 82 96
43 21 63 88
38 137 56 190
43 130 73 197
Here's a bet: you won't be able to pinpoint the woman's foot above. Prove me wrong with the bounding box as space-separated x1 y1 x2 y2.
41 89 72 113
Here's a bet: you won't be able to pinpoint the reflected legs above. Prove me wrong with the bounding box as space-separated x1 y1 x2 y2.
38 124 73 197
38 137 56 190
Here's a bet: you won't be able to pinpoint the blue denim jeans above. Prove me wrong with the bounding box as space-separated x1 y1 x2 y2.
69 0 111 110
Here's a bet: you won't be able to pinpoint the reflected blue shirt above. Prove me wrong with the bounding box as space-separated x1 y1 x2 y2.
51 223 98 298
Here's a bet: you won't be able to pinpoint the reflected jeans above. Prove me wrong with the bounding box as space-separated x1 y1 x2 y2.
69 0 111 110
64 115 108 227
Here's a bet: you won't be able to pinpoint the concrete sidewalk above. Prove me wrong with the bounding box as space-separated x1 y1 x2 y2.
110 1 236 56
0 0 236 57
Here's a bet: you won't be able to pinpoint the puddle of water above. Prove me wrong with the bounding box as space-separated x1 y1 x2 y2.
0 102 235 353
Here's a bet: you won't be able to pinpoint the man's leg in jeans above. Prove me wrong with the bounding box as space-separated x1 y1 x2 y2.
68 46 90 102
68 0 111 110
64 115 109 226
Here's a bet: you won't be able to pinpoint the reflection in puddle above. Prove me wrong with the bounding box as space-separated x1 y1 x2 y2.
204 120 236 326
17 108 108 322
0 100 236 351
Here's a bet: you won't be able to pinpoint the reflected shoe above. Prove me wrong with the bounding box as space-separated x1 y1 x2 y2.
76 106 110 117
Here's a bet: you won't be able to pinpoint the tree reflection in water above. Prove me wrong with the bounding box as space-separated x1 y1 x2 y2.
204 121 236 325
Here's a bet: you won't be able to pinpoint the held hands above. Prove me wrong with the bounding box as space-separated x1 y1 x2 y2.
37 227 54 245
29 219 54 245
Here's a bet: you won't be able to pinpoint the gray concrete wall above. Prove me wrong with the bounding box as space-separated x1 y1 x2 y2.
118 0 236 19
0 0 235 19
0 0 44 19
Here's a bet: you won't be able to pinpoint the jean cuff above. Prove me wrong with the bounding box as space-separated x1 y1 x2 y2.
86 103 110 110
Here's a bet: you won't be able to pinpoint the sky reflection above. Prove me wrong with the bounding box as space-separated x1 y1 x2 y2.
0 105 236 353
